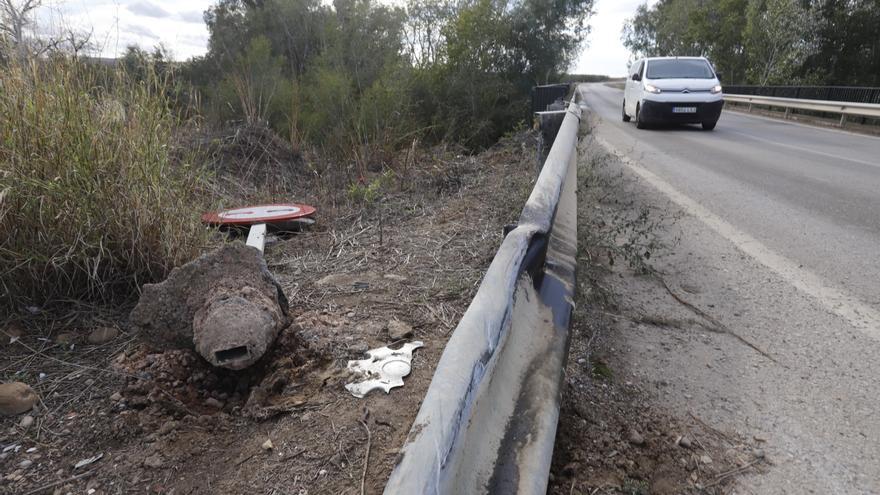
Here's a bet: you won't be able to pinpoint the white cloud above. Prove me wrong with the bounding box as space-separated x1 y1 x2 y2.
178 10 204 24
127 1 171 19
34 0 215 60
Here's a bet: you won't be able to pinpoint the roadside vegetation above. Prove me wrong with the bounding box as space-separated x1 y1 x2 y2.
0 0 595 313
622 0 880 86
0 61 209 308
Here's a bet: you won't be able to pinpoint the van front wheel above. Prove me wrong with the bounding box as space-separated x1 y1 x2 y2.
622 101 631 122
702 121 717 131
635 103 647 129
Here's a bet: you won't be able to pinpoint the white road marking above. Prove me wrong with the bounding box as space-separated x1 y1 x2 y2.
723 106 880 142
596 135 880 339
724 128 880 168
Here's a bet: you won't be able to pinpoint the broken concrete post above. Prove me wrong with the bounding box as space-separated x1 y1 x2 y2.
130 242 288 370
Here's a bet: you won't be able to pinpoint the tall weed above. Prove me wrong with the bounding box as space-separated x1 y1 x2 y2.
0 60 209 309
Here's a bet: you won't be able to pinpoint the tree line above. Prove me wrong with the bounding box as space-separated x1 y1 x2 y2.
622 0 880 86
177 0 594 152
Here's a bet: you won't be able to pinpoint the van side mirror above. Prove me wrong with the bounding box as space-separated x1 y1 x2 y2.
715 72 723 81
631 73 641 82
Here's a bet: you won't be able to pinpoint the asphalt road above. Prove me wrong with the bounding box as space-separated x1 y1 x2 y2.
579 83 880 493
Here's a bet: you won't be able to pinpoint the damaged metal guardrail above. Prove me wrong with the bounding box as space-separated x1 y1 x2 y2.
383 98 581 494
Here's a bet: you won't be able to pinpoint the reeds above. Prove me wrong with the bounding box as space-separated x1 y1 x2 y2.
0 59 209 308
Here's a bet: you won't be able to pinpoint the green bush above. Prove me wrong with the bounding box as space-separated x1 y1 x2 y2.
0 60 209 308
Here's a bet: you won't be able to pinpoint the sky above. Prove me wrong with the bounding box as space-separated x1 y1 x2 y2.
35 0 214 60
573 0 656 77
34 0 651 75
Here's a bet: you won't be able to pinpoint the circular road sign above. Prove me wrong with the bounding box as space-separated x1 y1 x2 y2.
201 203 316 227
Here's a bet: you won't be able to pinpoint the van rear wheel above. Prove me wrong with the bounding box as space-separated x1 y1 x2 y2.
622 100 631 122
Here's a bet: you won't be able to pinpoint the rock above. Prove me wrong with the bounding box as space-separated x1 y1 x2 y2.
261 439 274 450
700 454 713 465
204 397 223 409
628 429 645 446
143 453 164 468
3 323 23 343
130 243 289 371
0 382 38 416
387 320 413 341
677 435 692 449
110 392 123 402
53 333 76 345
19 459 32 469
753 449 766 459
19 415 34 429
680 283 701 294
350 342 369 355
87 327 119 345
157 420 178 435
651 476 678 495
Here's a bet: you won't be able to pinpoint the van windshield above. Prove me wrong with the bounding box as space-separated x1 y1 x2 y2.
646 59 714 79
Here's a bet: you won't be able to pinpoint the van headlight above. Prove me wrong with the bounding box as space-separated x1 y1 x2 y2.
711 85 723 94
644 83 661 94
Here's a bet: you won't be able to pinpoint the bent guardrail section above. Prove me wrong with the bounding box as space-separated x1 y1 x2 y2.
724 94 880 120
383 99 581 495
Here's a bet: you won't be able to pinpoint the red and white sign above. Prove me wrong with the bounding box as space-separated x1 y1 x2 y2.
201 203 316 226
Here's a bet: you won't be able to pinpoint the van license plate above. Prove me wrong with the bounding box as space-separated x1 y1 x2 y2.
673 107 697 113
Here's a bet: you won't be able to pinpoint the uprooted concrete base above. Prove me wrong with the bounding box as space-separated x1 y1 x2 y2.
130 242 289 370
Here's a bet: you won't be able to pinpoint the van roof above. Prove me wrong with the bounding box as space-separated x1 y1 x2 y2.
643 56 708 61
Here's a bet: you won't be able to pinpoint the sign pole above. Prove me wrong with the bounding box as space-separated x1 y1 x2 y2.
246 223 268 252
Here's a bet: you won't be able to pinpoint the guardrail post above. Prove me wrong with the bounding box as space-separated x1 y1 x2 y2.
784 107 790 119
839 114 847 127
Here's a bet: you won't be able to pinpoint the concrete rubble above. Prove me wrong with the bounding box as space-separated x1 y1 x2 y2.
130 242 289 370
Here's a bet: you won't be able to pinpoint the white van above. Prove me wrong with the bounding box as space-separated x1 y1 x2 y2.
622 56 723 130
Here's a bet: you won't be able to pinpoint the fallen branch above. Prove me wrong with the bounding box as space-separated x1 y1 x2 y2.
22 469 97 495
659 278 780 365
359 420 372 495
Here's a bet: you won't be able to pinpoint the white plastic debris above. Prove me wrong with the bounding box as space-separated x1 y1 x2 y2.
345 341 424 398
73 453 103 470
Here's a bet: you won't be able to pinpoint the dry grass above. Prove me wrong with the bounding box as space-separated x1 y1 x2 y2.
0 60 210 310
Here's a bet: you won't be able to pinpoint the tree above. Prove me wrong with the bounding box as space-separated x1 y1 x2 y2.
622 3 659 61
744 0 818 85
801 0 880 86
0 0 40 62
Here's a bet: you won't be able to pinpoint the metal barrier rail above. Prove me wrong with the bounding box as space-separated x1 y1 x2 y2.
724 85 880 104
383 99 581 494
724 94 880 124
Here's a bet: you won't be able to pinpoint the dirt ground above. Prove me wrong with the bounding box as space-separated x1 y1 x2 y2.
546 122 767 495
0 132 536 495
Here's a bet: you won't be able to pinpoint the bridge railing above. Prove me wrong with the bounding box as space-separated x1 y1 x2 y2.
724 87 880 126
724 85 880 105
